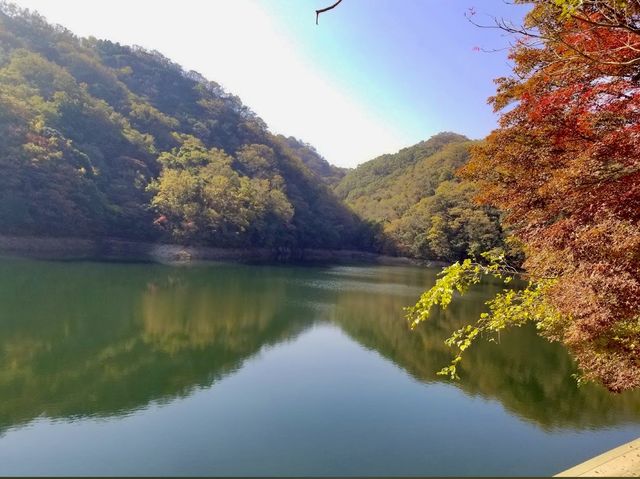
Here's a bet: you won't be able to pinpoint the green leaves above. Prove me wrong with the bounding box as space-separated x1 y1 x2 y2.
438 325 481 379
149 140 295 246
552 0 584 17
408 252 564 381
334 136 509 262
407 259 475 326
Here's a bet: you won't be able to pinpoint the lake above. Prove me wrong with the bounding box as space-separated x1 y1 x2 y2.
0 257 638 476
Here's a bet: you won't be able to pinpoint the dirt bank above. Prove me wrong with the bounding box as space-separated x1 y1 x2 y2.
0 235 426 266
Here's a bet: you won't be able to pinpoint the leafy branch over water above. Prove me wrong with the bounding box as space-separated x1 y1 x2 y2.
407 251 564 380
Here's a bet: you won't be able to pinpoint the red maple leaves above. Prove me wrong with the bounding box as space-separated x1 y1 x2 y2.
463 1 640 391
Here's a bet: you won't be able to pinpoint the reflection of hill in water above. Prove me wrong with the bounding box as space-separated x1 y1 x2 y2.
329 279 640 431
0 260 316 432
0 259 639 434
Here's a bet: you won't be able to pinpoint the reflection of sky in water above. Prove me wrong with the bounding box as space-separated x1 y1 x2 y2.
300 278 426 296
301 265 431 296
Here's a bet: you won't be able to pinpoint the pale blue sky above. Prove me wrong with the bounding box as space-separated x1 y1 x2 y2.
12 0 529 166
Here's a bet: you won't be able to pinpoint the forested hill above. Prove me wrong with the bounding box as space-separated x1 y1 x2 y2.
335 132 469 217
0 4 374 250
0 4 511 260
277 136 347 187
334 133 509 261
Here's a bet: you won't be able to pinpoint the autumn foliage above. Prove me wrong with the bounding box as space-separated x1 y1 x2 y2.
463 0 640 391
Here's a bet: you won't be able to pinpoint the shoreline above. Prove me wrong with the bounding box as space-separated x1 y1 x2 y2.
0 235 435 267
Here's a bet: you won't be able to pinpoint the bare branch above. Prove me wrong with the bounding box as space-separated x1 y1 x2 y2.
316 0 343 25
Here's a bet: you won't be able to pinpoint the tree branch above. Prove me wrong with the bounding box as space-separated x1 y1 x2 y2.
316 0 343 25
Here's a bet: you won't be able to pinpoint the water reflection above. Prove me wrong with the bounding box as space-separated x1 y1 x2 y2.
0 258 638 435
329 275 640 430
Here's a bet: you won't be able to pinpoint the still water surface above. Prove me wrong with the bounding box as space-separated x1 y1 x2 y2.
0 257 639 476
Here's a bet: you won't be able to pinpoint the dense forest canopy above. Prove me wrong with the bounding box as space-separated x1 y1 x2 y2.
0 3 375 250
335 133 510 261
0 2 502 260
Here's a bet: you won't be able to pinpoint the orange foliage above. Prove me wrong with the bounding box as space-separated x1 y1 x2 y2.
463 1 640 391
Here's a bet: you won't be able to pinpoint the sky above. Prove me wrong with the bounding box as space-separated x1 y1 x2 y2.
10 0 529 167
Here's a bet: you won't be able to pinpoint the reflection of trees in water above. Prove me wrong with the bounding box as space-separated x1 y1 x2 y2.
329 279 640 430
140 270 293 353
0 260 316 433
0 259 639 434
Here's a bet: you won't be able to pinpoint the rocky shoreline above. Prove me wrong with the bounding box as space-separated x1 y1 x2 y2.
0 235 428 266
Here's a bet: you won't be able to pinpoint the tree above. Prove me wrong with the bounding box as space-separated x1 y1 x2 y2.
148 136 294 247
410 0 640 392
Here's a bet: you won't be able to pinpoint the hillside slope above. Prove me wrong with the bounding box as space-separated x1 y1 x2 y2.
0 5 371 250
278 136 347 187
335 133 507 260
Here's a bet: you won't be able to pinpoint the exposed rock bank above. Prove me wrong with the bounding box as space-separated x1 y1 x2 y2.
0 235 424 266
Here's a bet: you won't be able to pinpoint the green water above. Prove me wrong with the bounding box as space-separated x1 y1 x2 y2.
0 257 638 476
